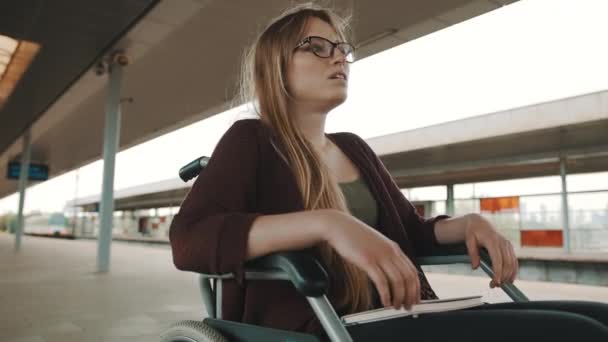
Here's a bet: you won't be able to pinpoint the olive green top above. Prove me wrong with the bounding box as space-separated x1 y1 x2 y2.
339 177 379 228
339 177 383 308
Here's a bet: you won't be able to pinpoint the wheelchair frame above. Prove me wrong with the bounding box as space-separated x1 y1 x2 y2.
167 156 529 342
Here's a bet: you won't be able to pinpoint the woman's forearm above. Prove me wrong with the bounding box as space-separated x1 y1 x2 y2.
246 208 338 260
434 213 476 245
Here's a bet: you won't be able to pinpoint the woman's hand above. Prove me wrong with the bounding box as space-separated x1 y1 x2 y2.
323 210 421 310
464 214 519 288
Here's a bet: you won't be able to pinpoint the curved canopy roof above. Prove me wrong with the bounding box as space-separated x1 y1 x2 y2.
0 0 518 199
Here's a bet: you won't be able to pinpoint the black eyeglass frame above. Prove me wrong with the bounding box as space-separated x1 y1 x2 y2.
293 36 355 63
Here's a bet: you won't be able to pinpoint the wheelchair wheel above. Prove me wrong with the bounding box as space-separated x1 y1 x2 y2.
160 320 230 342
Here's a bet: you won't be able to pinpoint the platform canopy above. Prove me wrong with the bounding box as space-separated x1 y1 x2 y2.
0 0 518 200
68 89 608 211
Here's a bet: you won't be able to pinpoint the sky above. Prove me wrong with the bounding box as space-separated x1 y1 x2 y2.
1 0 608 215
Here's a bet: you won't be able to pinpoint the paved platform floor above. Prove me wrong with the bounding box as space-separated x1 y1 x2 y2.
1 233 202 342
1 233 607 342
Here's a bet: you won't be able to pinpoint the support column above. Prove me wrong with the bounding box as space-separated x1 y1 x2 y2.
15 128 31 252
97 57 124 273
560 157 571 253
71 168 79 236
446 183 455 216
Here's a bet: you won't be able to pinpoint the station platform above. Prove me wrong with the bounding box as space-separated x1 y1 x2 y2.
1 233 201 342
1 233 607 342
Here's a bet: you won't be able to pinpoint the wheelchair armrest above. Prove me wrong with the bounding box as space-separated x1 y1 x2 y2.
198 251 329 319
244 251 329 297
416 243 528 302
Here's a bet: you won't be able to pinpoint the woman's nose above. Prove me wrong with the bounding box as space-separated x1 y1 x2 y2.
331 48 347 64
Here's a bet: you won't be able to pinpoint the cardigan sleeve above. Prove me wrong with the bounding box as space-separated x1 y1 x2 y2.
169 119 262 285
350 133 450 257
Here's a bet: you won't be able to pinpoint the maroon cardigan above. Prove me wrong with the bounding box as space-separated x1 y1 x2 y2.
169 118 449 336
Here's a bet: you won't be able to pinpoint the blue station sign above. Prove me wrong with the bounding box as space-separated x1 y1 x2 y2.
7 161 49 181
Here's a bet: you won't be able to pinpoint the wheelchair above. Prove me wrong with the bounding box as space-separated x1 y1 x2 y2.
161 156 529 342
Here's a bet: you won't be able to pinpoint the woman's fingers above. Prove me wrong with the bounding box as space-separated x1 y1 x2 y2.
465 232 481 269
367 265 391 307
494 239 518 284
401 256 421 309
389 253 420 309
503 241 518 283
405 268 420 310
488 243 503 287
464 215 518 287
380 260 405 309
367 247 421 310
329 216 423 310
367 267 391 307
510 244 519 282
499 241 512 284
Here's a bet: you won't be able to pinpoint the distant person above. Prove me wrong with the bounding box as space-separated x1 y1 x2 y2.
169 3 608 341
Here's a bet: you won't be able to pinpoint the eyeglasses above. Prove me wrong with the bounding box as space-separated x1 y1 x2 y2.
294 36 355 63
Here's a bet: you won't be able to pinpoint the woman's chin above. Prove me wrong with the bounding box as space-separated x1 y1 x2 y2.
322 97 347 112
323 88 348 103
331 93 348 106
303 92 347 111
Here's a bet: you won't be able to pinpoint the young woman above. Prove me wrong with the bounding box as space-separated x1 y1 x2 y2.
169 3 608 341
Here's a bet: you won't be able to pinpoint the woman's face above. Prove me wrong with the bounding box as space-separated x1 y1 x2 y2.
286 17 350 111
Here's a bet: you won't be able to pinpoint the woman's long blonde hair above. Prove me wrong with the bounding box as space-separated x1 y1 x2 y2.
237 3 373 313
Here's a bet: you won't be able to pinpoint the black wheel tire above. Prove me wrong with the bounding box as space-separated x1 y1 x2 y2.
160 320 229 342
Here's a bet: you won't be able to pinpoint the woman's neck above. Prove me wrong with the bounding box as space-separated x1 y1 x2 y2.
291 103 332 152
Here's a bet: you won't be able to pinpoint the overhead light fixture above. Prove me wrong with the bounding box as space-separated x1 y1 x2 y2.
0 34 41 110
0 35 18 74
